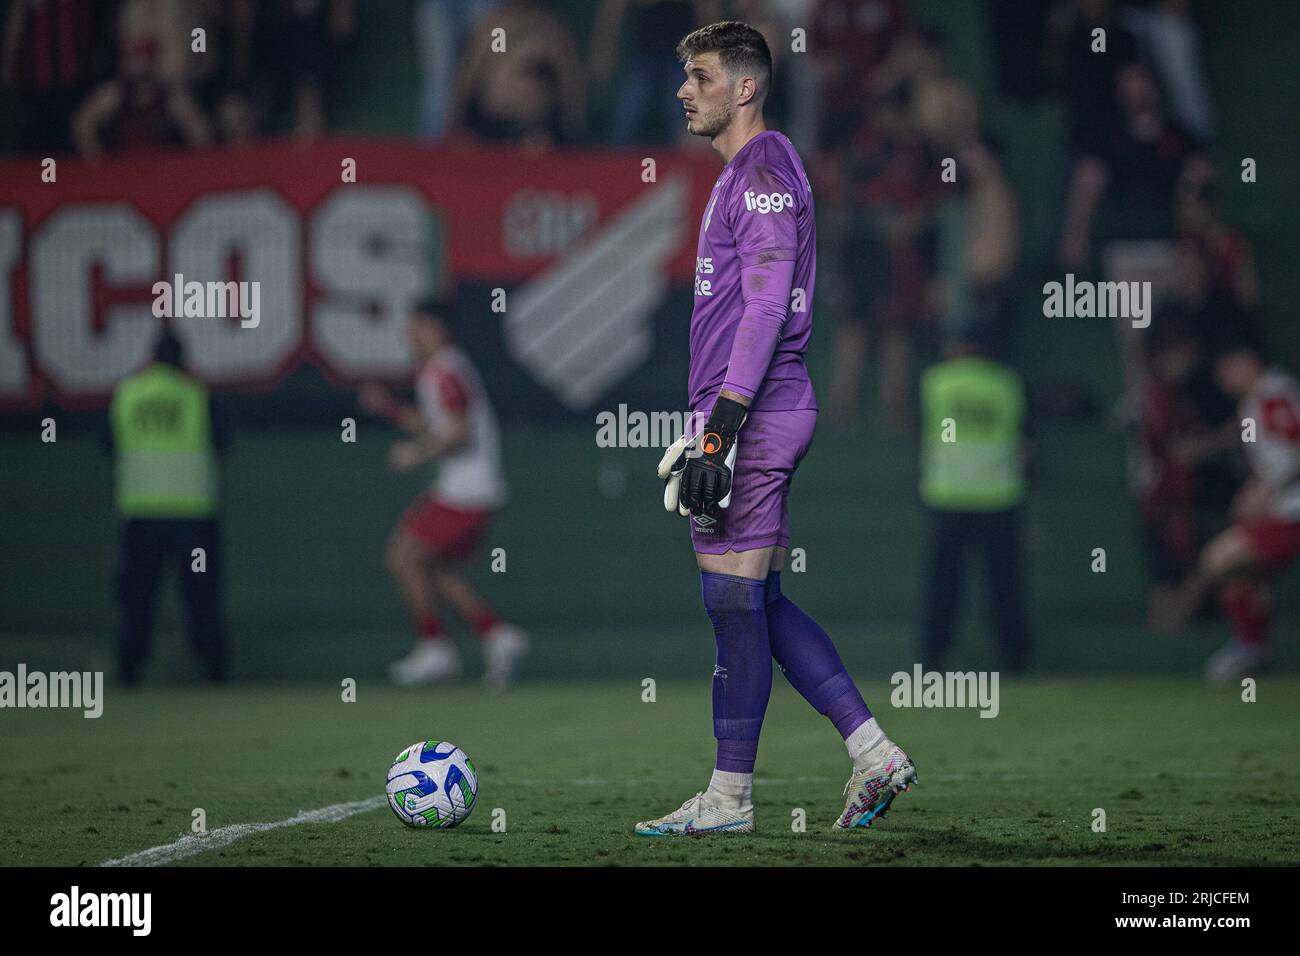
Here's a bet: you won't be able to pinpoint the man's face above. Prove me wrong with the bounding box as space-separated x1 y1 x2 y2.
406 316 445 359
677 52 736 140
1214 351 1256 397
1117 63 1158 115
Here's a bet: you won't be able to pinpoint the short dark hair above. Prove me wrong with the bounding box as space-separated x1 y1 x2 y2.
153 327 183 367
677 21 772 102
1208 323 1268 366
410 294 457 328
949 307 1007 358
1142 313 1196 360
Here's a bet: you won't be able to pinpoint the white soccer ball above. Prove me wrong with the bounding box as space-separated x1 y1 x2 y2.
385 740 478 829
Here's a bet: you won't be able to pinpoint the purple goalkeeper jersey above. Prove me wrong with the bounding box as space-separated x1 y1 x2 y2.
687 129 818 414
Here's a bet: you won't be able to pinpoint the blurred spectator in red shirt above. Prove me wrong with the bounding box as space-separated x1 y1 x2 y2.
825 25 970 431
1138 312 1213 623
1058 59 1211 268
812 0 911 425
71 0 210 163
448 0 586 152
810 0 908 144
1 0 117 154
414 0 503 141
1176 179 1259 316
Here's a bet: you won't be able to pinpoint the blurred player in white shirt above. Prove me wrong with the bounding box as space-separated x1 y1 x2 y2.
1165 331 1300 681
360 296 527 688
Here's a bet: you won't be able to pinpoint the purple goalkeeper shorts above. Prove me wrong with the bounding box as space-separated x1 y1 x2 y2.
688 408 818 555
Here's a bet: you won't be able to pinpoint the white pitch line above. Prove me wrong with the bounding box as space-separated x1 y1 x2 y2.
100 795 387 867
100 767 1280 866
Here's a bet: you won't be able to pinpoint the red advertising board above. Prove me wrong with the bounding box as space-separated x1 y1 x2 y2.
0 138 719 410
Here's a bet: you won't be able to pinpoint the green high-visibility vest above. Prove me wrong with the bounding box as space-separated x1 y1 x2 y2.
920 356 1025 511
110 364 217 518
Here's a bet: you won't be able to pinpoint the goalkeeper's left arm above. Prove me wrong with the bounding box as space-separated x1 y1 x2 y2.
718 255 796 406
667 257 796 516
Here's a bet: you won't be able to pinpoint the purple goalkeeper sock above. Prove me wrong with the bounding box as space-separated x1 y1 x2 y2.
701 571 772 774
764 572 873 739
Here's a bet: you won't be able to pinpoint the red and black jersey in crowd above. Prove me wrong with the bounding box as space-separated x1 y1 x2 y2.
1140 378 1205 567
811 0 910 149
9 0 117 92
104 78 187 153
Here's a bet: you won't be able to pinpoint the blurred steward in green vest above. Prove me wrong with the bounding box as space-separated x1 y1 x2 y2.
109 329 227 684
919 319 1030 672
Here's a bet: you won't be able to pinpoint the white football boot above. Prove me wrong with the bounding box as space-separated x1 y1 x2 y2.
635 792 755 836
833 743 917 830
389 639 463 686
482 622 529 690
1204 640 1272 684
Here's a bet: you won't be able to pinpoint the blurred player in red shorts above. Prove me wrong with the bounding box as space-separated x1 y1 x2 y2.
360 296 527 689
1163 331 1300 681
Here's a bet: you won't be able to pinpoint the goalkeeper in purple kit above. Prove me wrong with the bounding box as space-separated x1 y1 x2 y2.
636 22 917 836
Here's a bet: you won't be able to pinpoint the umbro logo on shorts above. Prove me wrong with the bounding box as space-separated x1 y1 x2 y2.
692 513 717 532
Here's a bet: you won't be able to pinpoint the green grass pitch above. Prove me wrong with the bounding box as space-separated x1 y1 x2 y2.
4 334 1298 867
2 676 1296 866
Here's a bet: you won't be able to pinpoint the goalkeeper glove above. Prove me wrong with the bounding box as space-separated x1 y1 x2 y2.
657 429 697 516
680 396 747 517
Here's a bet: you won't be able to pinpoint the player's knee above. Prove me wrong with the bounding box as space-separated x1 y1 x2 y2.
385 533 421 577
426 557 456 587
1202 535 1251 581
1200 551 1228 582
700 571 767 621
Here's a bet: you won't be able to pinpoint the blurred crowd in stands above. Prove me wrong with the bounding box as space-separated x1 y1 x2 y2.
0 0 1278 616
3 0 359 155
